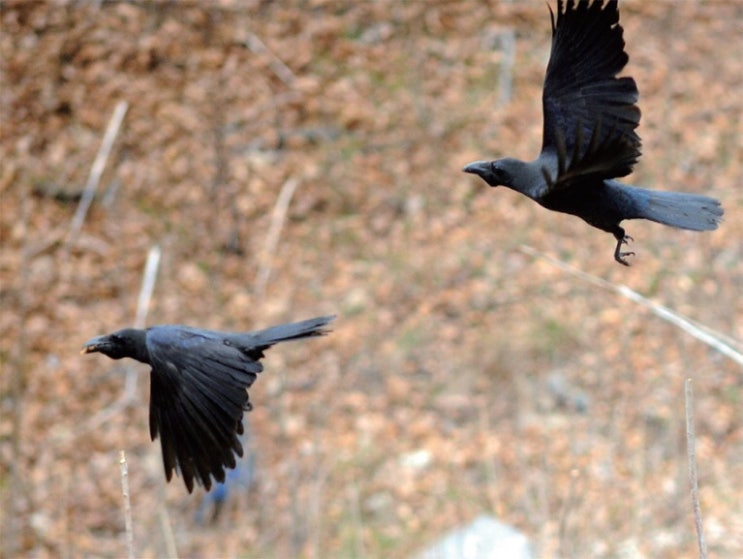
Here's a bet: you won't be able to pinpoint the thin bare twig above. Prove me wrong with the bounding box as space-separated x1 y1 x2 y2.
289 462 304 556
158 503 178 559
494 28 515 106
67 100 128 244
557 468 580 558
308 456 329 559
124 245 162 399
254 177 300 298
155 429 177 559
244 31 296 87
348 477 364 559
134 245 161 328
3 182 32 559
119 451 135 559
520 245 743 368
685 379 708 559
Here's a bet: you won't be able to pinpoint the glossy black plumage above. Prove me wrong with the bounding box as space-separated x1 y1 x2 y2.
82 315 334 492
463 0 723 265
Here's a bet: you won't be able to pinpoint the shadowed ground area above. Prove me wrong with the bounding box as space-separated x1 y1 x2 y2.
1 1 741 557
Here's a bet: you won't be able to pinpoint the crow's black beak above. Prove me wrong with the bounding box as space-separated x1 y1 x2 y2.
462 161 489 175
81 335 108 355
462 161 497 185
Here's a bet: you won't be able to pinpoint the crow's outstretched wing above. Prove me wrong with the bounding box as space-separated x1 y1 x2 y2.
541 0 641 188
144 316 333 492
146 326 259 492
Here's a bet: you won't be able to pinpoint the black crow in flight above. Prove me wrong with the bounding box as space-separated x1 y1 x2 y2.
82 315 334 492
463 0 723 265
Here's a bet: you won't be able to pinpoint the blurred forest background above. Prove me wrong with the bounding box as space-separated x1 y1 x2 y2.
1 1 742 557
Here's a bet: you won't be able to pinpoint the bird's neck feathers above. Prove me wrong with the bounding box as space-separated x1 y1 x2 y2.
112 328 150 363
498 157 549 199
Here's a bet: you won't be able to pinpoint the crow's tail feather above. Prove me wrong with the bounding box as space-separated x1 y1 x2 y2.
631 187 723 231
249 315 335 347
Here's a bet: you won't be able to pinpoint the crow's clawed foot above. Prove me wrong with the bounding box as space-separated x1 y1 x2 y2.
614 234 635 266
615 250 635 266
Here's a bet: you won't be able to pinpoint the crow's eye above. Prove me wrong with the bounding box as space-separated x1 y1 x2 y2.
490 163 505 180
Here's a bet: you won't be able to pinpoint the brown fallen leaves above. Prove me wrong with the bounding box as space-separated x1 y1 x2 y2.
1 1 741 558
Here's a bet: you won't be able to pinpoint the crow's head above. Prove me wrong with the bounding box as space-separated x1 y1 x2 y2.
82 328 148 362
462 159 517 188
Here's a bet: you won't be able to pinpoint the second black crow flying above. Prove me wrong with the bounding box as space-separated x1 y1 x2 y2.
82 315 334 492
463 0 723 265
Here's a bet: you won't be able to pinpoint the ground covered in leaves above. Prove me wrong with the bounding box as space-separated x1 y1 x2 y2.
2 1 742 557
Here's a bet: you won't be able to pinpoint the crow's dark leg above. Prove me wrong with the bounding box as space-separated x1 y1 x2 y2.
612 227 634 266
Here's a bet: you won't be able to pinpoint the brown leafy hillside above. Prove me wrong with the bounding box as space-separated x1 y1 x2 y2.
1 1 741 557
